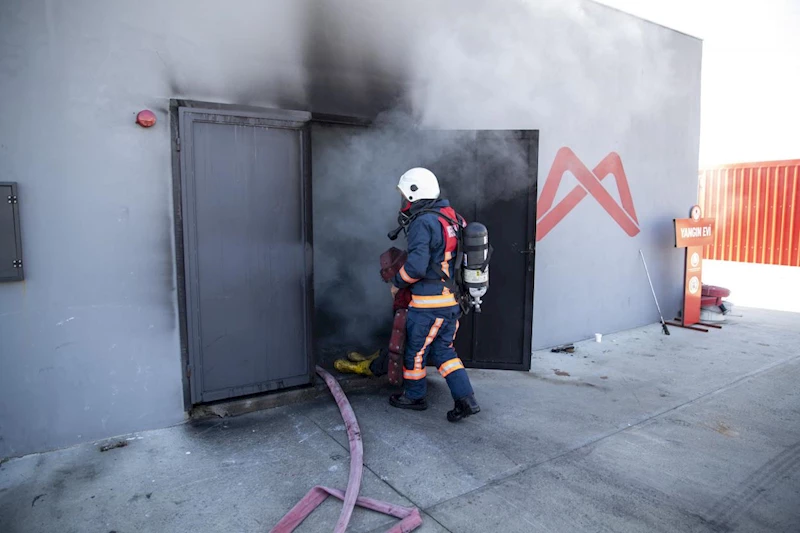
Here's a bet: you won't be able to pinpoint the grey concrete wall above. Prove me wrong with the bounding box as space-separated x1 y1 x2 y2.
0 0 700 456
402 2 703 348
529 28 703 348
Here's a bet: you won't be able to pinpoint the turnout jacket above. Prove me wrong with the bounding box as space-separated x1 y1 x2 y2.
392 199 465 309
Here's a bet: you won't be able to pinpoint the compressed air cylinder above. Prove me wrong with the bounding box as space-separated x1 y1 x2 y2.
463 222 489 311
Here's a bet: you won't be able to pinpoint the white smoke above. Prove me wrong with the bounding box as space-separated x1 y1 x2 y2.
311 111 475 351
407 0 680 134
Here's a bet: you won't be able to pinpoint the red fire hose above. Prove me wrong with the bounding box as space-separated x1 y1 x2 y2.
270 366 423 533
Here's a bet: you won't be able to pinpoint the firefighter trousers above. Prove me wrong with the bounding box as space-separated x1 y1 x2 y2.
402 307 474 401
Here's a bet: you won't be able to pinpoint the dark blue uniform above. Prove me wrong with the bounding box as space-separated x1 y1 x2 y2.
392 199 474 401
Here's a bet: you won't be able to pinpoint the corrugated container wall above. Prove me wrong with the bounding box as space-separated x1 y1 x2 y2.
698 160 800 267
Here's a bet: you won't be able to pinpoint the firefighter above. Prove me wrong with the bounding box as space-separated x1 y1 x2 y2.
389 167 480 422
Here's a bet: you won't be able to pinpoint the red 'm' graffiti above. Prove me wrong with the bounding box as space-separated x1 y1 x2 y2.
536 147 640 241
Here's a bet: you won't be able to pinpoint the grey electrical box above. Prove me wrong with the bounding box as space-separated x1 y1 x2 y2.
1 182 24 282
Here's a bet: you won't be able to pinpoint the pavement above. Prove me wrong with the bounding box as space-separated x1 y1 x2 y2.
2 308 800 532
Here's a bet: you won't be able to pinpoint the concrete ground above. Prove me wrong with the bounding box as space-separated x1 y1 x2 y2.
2 308 800 533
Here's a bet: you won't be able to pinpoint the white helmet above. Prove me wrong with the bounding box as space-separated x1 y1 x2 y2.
397 167 440 203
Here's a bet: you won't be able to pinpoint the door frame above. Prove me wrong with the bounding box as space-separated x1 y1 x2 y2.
170 103 538 407
170 100 315 407
521 130 538 372
307 122 538 372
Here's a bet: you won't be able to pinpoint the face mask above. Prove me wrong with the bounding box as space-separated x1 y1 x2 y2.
389 195 412 241
399 191 410 210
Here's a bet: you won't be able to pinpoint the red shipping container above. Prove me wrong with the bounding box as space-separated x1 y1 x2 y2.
698 160 800 267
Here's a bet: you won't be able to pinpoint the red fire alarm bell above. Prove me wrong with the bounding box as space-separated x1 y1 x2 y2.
136 110 156 128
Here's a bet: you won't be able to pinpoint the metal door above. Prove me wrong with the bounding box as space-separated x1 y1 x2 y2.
309 123 536 371
433 131 537 370
178 108 314 403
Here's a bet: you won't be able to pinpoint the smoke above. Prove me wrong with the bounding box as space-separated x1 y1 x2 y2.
305 0 682 353
311 112 537 353
406 0 680 134
311 111 475 352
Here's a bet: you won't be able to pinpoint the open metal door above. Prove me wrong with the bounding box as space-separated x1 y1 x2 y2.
178 106 314 404
311 121 537 371
431 131 538 371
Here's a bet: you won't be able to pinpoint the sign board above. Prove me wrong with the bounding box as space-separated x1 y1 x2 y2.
674 219 714 249
673 205 715 326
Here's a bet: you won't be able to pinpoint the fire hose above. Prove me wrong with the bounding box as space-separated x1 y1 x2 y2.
270 366 423 533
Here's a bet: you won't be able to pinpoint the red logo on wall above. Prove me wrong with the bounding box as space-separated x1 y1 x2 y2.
536 147 640 241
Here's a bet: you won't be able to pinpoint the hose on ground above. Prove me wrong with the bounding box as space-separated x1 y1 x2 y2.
270 366 422 533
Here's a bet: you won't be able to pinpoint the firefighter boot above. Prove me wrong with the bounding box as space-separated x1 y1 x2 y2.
334 358 374 377
446 394 480 422
389 393 428 411
347 349 381 363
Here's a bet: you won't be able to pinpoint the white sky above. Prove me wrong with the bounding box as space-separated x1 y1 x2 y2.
597 0 800 166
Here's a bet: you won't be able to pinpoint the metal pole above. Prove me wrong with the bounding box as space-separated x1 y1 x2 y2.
639 250 670 336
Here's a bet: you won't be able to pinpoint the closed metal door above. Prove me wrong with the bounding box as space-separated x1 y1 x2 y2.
179 108 314 403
